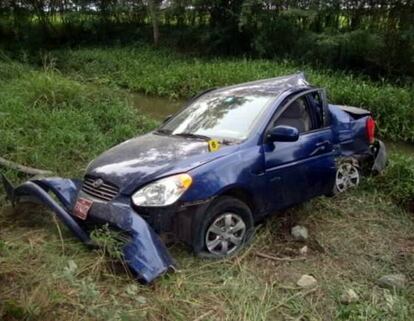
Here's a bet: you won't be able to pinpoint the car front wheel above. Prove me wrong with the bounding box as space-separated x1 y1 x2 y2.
193 196 253 258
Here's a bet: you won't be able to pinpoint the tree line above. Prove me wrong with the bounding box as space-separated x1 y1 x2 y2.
0 1 413 78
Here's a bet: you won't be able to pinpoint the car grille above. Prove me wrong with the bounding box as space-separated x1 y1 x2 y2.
81 176 119 201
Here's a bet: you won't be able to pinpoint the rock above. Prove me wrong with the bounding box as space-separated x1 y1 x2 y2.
377 274 407 290
297 274 317 288
291 225 308 241
299 245 308 255
340 289 359 304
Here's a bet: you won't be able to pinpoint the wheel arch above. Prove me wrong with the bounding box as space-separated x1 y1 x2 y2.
218 186 257 216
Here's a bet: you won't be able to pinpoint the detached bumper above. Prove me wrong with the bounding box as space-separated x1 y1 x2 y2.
1 175 176 283
371 139 387 173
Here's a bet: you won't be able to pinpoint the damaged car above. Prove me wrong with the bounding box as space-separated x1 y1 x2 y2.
1 73 387 282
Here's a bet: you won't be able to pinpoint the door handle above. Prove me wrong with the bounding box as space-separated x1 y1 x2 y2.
310 146 325 156
310 140 332 156
315 140 332 147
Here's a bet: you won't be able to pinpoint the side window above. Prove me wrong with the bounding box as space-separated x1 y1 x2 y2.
273 97 312 133
307 92 324 129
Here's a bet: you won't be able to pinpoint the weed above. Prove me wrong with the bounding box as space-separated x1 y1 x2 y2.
90 224 127 260
365 153 414 209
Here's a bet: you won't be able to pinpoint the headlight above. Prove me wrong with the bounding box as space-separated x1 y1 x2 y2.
131 174 192 207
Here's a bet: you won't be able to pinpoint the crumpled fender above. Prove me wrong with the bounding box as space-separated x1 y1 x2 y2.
1 175 176 283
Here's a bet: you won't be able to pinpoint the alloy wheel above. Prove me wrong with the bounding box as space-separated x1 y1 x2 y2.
205 212 246 256
335 162 360 193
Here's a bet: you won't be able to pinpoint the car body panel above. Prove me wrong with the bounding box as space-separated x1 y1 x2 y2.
329 104 371 155
182 144 269 215
87 132 239 195
264 127 336 210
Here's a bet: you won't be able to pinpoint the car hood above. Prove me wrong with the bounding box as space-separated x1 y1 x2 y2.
86 132 235 194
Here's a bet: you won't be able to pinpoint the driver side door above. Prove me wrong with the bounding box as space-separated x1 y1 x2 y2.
263 90 336 212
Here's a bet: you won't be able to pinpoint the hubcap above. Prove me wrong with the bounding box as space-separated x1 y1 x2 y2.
336 163 360 193
205 213 246 256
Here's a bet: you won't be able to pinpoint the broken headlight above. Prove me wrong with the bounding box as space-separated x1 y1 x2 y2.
131 174 192 207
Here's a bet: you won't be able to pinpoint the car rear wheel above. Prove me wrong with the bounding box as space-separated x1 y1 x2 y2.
333 159 360 194
193 196 253 258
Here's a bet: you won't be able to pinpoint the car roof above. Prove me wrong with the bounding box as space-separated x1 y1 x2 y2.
210 72 312 98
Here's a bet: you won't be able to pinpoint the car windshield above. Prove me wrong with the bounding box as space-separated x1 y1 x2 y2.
159 93 273 141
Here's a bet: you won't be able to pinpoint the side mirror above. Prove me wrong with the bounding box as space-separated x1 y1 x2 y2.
267 125 299 142
163 114 173 123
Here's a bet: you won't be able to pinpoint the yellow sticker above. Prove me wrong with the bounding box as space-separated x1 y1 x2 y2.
208 139 221 152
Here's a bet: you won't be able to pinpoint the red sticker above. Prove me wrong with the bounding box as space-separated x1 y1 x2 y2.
73 198 93 220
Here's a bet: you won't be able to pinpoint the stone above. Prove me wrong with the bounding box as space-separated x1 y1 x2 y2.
291 225 308 241
297 274 317 288
340 289 359 304
299 245 308 255
377 274 406 290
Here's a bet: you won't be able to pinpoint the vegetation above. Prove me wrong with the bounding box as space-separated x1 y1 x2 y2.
0 54 413 321
369 153 414 211
1 1 413 79
50 46 414 142
0 57 157 176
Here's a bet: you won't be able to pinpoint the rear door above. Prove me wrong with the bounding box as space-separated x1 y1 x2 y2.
263 89 336 212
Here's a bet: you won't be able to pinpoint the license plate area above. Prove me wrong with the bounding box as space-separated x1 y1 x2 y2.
73 198 93 220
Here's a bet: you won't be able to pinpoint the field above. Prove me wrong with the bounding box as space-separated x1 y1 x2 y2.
0 48 413 321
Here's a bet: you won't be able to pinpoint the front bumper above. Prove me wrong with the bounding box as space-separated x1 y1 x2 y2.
1 175 176 283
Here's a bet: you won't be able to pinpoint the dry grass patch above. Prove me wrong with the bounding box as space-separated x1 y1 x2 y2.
1 188 413 321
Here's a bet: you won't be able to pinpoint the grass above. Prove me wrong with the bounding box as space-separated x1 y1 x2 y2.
367 153 414 211
49 45 414 142
0 54 413 321
0 58 157 177
1 188 413 320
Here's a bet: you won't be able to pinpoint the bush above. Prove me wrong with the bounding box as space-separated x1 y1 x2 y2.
297 30 414 78
299 31 385 73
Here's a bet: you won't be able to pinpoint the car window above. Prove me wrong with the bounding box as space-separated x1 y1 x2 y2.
160 93 273 141
273 97 312 133
307 92 324 129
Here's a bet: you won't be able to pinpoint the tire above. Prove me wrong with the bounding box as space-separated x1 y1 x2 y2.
331 158 361 195
192 196 254 258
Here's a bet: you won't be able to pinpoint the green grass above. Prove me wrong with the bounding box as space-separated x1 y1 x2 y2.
366 153 414 210
50 45 414 142
0 55 413 321
0 59 157 177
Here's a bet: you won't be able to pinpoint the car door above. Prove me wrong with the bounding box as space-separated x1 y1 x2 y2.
263 89 336 212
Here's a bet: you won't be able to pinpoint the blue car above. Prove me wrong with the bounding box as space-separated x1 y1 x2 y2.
2 73 386 282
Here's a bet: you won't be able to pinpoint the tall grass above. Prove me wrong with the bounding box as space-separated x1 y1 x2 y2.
52 45 414 142
367 153 414 210
0 59 157 177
